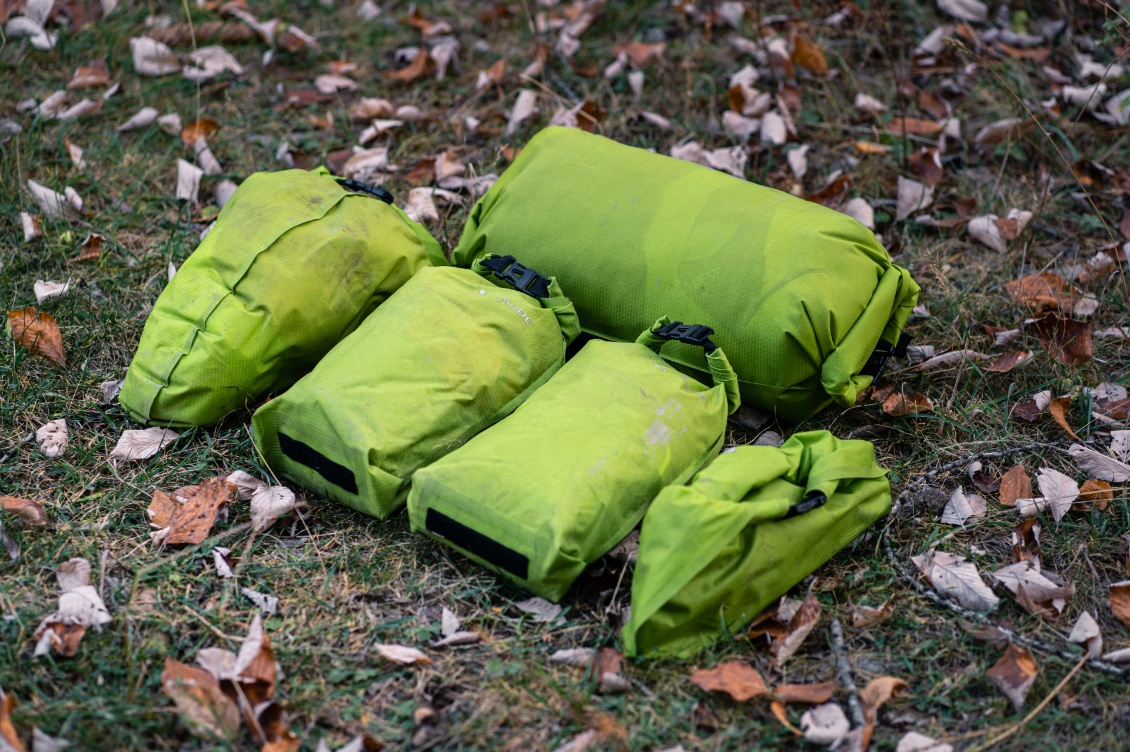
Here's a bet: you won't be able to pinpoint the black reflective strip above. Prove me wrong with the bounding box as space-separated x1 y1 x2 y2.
425 508 530 580
278 432 358 495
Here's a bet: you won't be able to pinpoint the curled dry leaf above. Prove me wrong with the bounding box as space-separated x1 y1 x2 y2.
549 648 595 667
374 644 432 665
990 560 1073 618
8 308 65 367
514 597 562 623
987 643 1038 712
0 496 47 526
111 427 178 461
148 477 235 545
772 591 822 666
1011 390 1051 422
896 176 934 221
897 731 953 752
1029 313 1091 367
773 682 835 704
986 350 1033 373
791 34 828 75
1067 610 1102 658
1005 272 1098 318
1068 444 1130 483
860 675 908 722
162 658 241 741
940 487 986 526
799 702 849 745
36 419 67 458
998 464 1031 507
131 36 181 76
1048 397 1079 440
852 600 894 628
912 549 999 611
117 106 158 132
1078 479 1113 511
1109 581 1130 629
689 661 768 702
250 485 296 533
881 390 933 417
241 587 278 615
33 558 112 658
0 690 21 752
175 160 203 204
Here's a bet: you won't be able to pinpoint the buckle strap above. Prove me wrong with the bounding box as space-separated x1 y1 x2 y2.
654 321 717 354
784 490 827 518
335 177 395 205
860 331 912 381
480 255 551 299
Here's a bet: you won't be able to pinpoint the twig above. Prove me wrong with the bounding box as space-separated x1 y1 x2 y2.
829 618 865 729
0 432 34 463
963 654 1088 752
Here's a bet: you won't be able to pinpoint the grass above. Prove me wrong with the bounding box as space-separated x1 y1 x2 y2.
2 0 1129 749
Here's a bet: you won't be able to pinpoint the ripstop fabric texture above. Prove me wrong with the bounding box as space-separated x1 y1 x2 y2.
622 431 891 658
447 127 920 422
408 318 740 601
119 167 443 428
251 257 580 519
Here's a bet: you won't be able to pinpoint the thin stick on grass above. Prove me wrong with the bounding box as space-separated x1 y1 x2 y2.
829 618 866 729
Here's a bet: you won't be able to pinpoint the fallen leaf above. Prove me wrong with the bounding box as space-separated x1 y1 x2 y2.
111 427 178 461
33 557 112 657
908 147 944 187
887 117 943 136
840 197 875 230
505 89 538 137
73 232 103 262
769 700 802 735
116 106 158 132
772 591 822 666
974 117 1026 145
1035 467 1079 522
791 34 828 75
689 661 768 702
882 391 934 416
990 560 1073 618
31 728 71 752
1004 272 1098 318
1029 313 1091 367
614 41 665 67
21 212 42 242
1067 610 1102 658
896 176 934 221
987 643 1038 712
475 58 505 90
896 731 953 752
1078 479 1113 511
374 644 432 665
773 682 835 704
34 279 72 304
912 549 999 611
1046 397 1079 440
162 658 241 740
130 36 181 76
0 690 25 752
1011 390 1052 422
986 350 1033 373
181 118 219 146
1068 444 1130 482
859 675 907 722
854 93 886 117
514 597 562 623
941 487 986 526
8 308 65 366
175 159 203 204
937 0 988 23
999 464 1031 507
250 485 296 533
0 496 46 526
550 648 596 667
1110 581 1130 629
148 477 235 545
799 702 849 745
852 600 894 628
183 46 244 81
387 48 432 82
36 419 66 458
99 379 123 403
64 139 85 170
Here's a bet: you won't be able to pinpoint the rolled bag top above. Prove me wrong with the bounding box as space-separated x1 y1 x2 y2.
445 127 921 422
470 254 581 344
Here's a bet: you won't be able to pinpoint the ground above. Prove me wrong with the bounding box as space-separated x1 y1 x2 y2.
1 0 1129 750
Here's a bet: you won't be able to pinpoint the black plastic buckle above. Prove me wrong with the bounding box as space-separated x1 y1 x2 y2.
861 332 912 381
655 321 717 353
335 177 395 205
784 490 827 518
480 255 551 299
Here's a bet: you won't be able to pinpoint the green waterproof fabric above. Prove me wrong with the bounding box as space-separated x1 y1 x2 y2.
448 127 920 422
119 167 443 428
251 257 579 519
623 431 890 658
407 318 740 602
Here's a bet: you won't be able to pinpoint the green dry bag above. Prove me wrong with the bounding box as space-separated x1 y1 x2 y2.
119 167 443 428
622 431 890 658
407 318 740 602
251 255 580 519
449 127 920 422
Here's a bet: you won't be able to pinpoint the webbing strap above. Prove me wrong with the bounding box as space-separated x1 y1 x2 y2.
478 255 552 299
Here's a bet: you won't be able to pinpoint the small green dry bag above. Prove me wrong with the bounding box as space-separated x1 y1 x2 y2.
448 127 920 422
622 431 890 658
119 167 443 428
251 255 579 519
407 318 740 602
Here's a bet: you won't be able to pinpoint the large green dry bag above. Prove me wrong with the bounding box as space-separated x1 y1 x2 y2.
251 255 579 519
622 431 890 658
119 168 443 428
448 127 920 422
407 317 740 601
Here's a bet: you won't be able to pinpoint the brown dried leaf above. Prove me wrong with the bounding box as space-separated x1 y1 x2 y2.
68 57 109 89
690 661 768 702
614 41 666 67
149 21 257 47
1010 517 1041 564
999 464 1031 508
181 118 219 146
72 232 103 262
859 676 907 723
8 307 65 367
1048 397 1080 440
1004 273 1097 318
882 391 934 417
986 350 1033 373
886 117 943 136
805 173 852 207
772 591 822 665
1110 581 1130 629
791 34 828 75
773 682 836 704
852 600 894 628
386 48 432 82
162 658 241 740
986 644 1038 713
0 496 46 525
908 147 944 187
769 699 803 735
0 690 24 752
917 89 949 120
1079 479 1112 511
148 477 235 546
1029 313 1092 367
